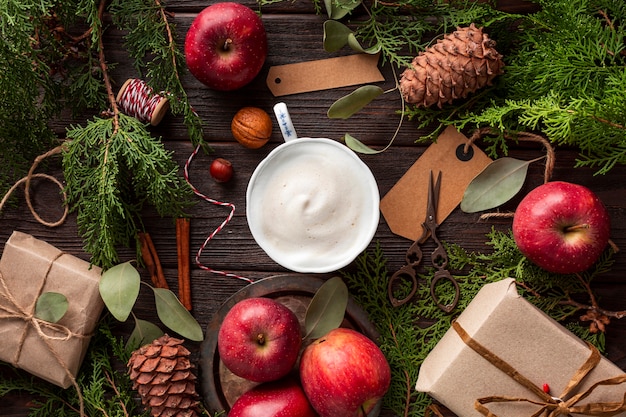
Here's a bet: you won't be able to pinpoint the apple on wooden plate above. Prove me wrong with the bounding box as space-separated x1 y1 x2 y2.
512 181 611 274
217 297 302 383
228 377 318 417
299 327 391 417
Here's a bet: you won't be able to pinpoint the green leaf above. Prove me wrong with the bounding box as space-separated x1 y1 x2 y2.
323 20 352 52
126 318 164 351
153 288 203 342
344 133 383 154
34 292 68 323
328 85 384 119
99 261 140 322
461 157 540 213
304 276 349 339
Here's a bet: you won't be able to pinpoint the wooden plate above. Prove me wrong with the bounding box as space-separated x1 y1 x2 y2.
199 274 381 415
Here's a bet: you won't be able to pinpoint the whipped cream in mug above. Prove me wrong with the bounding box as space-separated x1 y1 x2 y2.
246 138 379 273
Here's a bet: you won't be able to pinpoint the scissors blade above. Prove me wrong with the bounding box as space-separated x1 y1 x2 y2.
424 170 442 227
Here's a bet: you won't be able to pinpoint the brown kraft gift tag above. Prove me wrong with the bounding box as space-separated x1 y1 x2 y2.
380 126 492 241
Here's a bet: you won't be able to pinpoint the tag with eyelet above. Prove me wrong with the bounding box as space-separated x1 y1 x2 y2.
380 126 492 241
266 54 384 96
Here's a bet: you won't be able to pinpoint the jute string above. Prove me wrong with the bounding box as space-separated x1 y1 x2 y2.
0 255 88 416
0 144 68 227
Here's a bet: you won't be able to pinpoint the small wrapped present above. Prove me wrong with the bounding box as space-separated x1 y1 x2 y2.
0 231 104 388
416 278 626 417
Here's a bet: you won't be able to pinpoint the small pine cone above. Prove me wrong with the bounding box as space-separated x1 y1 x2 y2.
128 335 200 417
399 23 504 107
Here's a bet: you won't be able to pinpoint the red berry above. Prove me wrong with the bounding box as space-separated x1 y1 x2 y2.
209 158 233 183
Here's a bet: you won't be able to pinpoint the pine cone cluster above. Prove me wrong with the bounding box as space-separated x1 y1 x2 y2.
128 335 200 417
399 23 504 108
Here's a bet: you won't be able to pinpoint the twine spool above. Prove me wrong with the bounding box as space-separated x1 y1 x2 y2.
116 79 170 126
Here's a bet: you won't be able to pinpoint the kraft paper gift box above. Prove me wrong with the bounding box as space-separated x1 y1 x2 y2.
416 278 626 417
0 231 104 388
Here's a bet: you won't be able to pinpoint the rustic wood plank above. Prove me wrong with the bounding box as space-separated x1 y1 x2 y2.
2 1 625 416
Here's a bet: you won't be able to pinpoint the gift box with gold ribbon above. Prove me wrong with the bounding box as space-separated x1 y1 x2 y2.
416 278 626 417
0 231 104 388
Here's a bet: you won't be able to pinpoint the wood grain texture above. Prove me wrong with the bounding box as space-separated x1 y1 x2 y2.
1 1 625 416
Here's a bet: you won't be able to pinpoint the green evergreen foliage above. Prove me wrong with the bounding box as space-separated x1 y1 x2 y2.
63 114 193 268
0 321 150 417
407 0 626 174
343 231 611 416
1 0 203 267
109 0 205 147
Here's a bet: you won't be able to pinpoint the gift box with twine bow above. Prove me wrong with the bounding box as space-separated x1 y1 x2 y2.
416 278 626 417
0 231 104 388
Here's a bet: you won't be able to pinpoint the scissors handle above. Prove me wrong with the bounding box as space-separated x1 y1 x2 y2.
430 243 449 271
430 270 460 313
387 265 418 307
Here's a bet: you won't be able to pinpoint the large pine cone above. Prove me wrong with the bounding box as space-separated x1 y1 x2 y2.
128 335 200 417
399 23 504 107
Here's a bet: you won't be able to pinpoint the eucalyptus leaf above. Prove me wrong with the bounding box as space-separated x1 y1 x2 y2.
323 20 352 52
304 276 349 339
99 261 140 322
153 287 203 341
328 85 384 119
34 292 68 323
345 133 383 154
126 318 164 351
461 157 536 213
325 0 361 19
347 33 381 54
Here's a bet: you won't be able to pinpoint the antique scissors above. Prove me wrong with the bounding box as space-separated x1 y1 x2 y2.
387 170 460 313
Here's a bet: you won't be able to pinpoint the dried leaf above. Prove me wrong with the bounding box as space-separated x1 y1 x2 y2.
323 21 380 54
328 85 384 119
461 157 538 213
100 261 140 322
324 0 361 19
127 318 165 350
153 287 203 342
304 276 348 339
347 34 381 54
34 292 68 323
344 133 383 154
323 20 352 52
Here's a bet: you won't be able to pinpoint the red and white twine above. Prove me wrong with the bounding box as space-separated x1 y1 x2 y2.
184 144 253 283
116 79 169 125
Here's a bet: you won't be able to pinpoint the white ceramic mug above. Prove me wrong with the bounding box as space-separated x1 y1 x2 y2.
245 103 380 273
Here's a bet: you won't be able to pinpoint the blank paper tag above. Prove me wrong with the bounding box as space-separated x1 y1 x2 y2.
266 54 385 96
380 126 493 241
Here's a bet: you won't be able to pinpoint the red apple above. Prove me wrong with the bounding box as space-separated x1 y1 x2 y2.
299 327 391 417
184 2 267 91
229 377 318 417
512 181 610 274
218 297 302 382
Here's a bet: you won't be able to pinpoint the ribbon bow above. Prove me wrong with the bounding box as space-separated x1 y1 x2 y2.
452 321 626 417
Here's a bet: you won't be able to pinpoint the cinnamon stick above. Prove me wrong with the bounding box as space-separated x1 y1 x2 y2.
176 218 192 310
138 232 169 289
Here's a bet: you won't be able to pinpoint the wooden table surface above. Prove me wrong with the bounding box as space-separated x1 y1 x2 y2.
1 1 625 416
